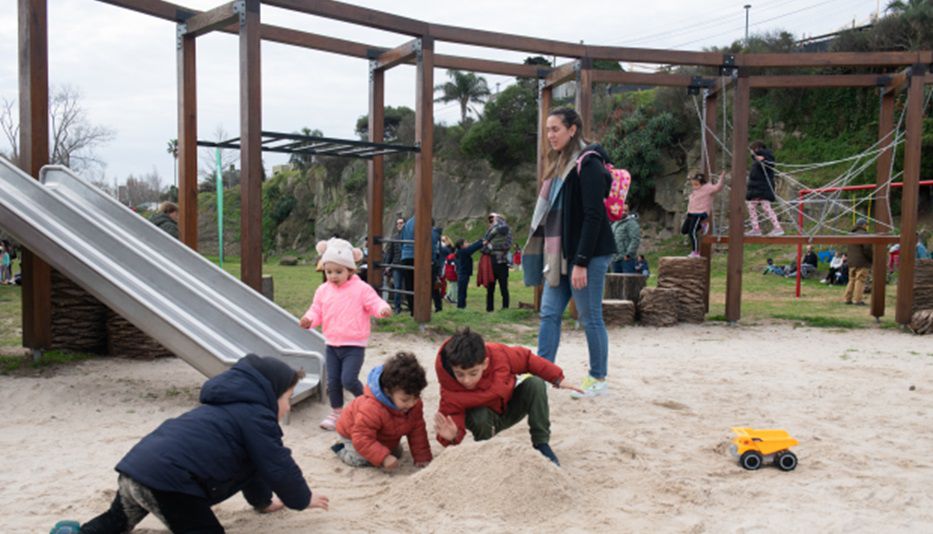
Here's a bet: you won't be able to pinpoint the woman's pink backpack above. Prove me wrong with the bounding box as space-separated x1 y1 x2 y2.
576 151 632 223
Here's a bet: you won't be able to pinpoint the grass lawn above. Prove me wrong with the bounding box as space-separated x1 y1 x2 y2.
0 240 905 360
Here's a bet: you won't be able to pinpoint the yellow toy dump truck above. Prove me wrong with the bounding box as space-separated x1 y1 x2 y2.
730 427 798 471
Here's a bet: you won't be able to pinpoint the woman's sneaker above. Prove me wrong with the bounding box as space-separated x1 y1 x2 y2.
570 376 608 399
320 408 342 431
768 228 785 237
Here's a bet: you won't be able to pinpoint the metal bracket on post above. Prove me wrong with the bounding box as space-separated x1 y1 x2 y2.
368 59 378 82
876 75 892 87
720 54 736 77
538 78 546 99
233 0 247 26
908 63 928 81
176 23 188 49
688 76 714 96
413 38 424 61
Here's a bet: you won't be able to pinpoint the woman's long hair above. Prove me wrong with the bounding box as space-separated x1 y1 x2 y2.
543 107 587 181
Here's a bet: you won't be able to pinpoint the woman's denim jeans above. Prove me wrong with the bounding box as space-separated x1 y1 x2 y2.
537 254 611 379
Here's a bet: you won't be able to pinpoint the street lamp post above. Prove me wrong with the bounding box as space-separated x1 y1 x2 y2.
744 4 752 45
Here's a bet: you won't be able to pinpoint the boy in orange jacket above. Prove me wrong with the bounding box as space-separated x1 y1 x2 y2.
332 352 432 470
433 328 581 466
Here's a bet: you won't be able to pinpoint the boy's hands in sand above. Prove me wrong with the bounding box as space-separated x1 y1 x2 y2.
434 412 458 441
260 497 285 513
311 495 329 510
382 455 400 470
298 317 312 329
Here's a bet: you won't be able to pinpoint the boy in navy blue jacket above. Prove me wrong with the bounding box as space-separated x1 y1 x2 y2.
78 354 328 533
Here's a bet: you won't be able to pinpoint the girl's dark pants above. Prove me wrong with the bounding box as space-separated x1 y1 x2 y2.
464 377 550 445
457 274 470 308
681 212 708 253
326 345 365 408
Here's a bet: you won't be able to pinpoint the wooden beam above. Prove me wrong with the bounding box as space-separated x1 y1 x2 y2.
871 91 896 319
95 0 195 21
700 91 718 314
239 0 262 292
534 81 552 313
895 74 925 324
544 61 577 89
372 38 419 71
434 54 543 78
575 62 593 140
585 45 724 67
264 0 428 36
413 37 434 323
177 26 197 249
749 74 891 89
366 63 385 291
725 75 750 323
431 23 585 58
589 70 700 87
736 51 927 68
259 24 371 58
18 0 52 350
703 235 901 245
181 1 237 37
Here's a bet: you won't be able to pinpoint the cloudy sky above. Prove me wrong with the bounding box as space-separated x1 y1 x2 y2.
0 0 881 187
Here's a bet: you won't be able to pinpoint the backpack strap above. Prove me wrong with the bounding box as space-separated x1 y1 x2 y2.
576 150 601 175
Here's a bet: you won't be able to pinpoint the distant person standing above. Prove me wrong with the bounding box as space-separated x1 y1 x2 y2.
0 244 10 284
482 213 512 312
610 202 640 273
149 202 180 239
746 140 784 237
844 218 872 306
383 217 406 313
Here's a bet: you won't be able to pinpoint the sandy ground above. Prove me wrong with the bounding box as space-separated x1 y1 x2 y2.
2 324 932 533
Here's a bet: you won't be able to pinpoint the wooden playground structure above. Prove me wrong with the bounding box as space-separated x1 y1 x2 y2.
14 0 931 351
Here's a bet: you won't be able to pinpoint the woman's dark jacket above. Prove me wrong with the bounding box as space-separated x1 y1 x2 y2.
563 144 617 266
115 358 311 510
746 148 777 202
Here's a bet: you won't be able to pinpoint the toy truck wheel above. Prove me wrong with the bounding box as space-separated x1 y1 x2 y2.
775 451 797 471
740 450 763 470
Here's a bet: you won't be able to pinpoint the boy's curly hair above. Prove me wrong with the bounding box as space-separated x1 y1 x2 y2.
441 327 486 370
380 352 427 396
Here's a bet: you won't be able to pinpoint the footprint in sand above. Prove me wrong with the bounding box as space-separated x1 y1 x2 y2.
653 400 692 412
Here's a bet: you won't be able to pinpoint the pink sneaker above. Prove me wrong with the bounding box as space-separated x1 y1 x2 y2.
320 408 342 431
688 251 701 258
768 228 785 237
746 229 762 236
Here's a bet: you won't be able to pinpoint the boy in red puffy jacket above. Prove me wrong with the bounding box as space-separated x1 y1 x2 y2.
332 352 432 470
433 328 581 466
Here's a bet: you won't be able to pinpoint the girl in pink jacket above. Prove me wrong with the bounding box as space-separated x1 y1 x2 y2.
300 238 392 430
682 171 726 257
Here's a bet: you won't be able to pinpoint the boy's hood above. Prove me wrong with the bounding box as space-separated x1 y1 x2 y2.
366 365 399 411
199 358 278 414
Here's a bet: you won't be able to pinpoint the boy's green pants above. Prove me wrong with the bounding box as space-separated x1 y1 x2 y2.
465 376 550 445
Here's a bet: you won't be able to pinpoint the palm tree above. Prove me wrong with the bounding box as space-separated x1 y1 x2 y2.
434 70 491 124
166 138 178 187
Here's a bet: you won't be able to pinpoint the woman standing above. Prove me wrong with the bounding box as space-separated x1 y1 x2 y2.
522 108 616 399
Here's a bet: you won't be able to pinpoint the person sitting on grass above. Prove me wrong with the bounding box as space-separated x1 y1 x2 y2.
75 354 328 533
822 251 845 285
332 352 433 470
762 258 785 276
432 328 582 466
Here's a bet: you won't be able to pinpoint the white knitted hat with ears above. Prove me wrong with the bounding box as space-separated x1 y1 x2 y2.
316 238 362 271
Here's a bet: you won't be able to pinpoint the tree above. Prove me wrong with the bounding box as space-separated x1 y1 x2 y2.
434 70 491 124
124 167 164 208
199 125 239 189
460 83 537 171
0 85 115 173
288 127 323 172
355 106 415 144
167 138 178 187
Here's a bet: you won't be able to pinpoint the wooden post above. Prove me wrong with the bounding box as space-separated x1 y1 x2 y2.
575 58 593 139
725 74 751 323
700 89 718 313
18 0 52 350
413 37 434 323
895 70 925 324
871 90 895 319
239 0 262 291
367 62 385 290
177 26 198 249
534 80 552 311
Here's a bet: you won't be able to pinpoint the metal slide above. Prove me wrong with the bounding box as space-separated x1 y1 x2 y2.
0 159 324 403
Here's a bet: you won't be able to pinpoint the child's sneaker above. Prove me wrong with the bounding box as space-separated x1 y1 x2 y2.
320 408 342 431
687 251 701 258
570 376 608 399
50 521 81 534
533 443 560 466
768 228 785 237
746 228 762 236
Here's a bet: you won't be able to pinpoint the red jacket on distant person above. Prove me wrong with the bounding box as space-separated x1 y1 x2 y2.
434 341 564 446
336 367 433 467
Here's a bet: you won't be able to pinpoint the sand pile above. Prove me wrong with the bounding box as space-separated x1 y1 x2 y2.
379 438 578 523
